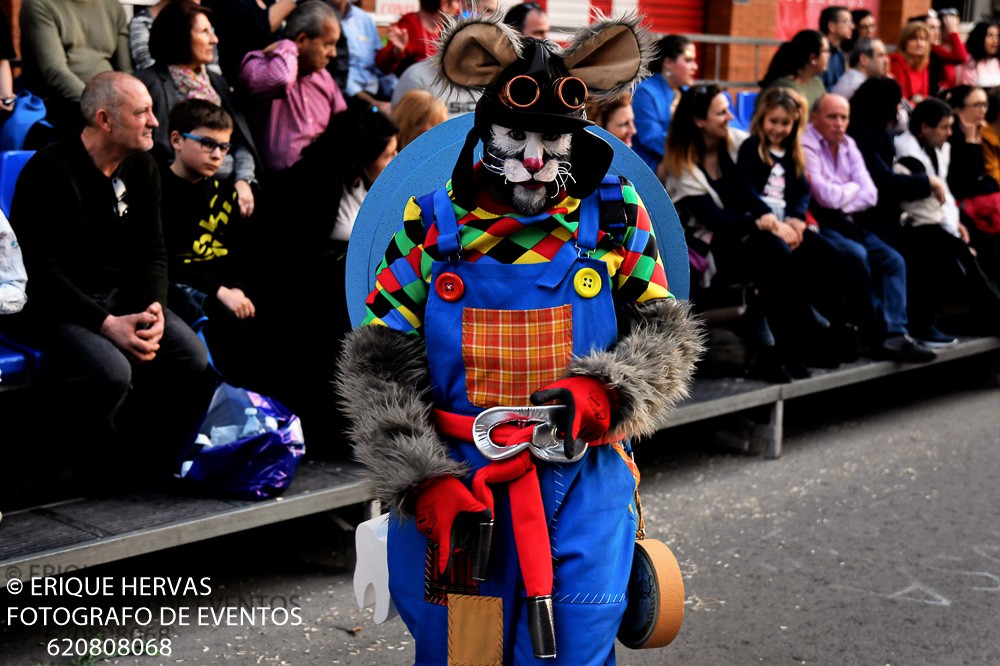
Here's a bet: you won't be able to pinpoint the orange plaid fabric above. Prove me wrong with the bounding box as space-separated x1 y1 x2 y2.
611 442 640 488
462 305 573 408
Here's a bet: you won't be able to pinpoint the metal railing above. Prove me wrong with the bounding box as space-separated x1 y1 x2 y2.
548 29 782 89
682 33 783 89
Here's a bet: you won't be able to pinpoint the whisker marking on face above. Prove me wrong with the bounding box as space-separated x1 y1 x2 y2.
482 148 508 176
554 160 576 193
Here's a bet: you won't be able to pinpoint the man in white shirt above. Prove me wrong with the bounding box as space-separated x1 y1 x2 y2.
893 97 1000 343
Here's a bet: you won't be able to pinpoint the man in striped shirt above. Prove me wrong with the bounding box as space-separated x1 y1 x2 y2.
239 1 346 174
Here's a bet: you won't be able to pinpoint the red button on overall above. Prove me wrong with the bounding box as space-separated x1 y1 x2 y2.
436 272 465 301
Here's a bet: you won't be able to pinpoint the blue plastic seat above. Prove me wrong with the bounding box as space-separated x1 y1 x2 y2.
724 90 749 131
0 340 27 385
737 91 758 131
0 150 35 216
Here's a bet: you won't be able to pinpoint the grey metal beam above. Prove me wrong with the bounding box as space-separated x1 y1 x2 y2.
1 479 374 584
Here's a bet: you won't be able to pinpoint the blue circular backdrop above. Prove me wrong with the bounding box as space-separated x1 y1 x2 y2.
346 114 689 327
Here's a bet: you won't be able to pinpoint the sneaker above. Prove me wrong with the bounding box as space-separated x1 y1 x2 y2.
880 334 936 363
911 325 958 349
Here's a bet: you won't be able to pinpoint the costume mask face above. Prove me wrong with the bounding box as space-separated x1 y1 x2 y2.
436 14 653 209
485 125 572 214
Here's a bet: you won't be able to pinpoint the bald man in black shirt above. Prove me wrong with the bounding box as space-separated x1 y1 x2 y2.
10 72 212 483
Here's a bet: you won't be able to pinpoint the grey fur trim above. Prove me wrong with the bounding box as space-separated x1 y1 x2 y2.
337 326 466 516
568 298 705 440
431 13 524 93
556 12 656 100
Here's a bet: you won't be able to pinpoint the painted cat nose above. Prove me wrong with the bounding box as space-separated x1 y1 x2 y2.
523 158 544 173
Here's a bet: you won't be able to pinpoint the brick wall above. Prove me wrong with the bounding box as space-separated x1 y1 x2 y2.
879 0 933 47
706 0 778 92
704 0 931 91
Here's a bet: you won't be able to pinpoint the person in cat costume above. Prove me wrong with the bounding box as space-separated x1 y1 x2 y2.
337 13 703 665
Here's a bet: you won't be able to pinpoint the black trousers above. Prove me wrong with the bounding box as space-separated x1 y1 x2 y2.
44 309 214 475
899 224 1000 332
712 227 843 355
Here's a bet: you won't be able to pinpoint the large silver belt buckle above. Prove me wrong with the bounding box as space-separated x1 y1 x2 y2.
472 405 586 463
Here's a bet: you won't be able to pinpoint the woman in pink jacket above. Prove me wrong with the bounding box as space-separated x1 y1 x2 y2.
959 21 1000 91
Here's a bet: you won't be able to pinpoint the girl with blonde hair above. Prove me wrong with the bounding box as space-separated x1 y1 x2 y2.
738 87 809 227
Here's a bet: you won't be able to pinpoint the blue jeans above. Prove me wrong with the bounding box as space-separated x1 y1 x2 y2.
820 228 909 336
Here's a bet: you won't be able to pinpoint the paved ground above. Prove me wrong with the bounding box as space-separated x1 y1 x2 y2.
2 361 999 665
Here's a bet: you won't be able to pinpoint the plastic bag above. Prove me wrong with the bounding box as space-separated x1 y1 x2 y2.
178 383 305 500
0 208 27 314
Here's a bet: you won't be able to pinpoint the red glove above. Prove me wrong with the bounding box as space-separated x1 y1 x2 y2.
530 376 616 458
415 476 492 576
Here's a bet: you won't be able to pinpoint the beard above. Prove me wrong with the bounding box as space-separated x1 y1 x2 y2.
510 181 560 215
481 169 562 215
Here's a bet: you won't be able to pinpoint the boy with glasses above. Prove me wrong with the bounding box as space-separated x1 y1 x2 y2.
163 98 242 320
162 98 275 394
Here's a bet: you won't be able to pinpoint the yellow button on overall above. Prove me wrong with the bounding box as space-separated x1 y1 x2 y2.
574 267 601 298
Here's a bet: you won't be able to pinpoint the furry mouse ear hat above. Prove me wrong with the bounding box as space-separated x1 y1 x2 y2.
433 14 654 208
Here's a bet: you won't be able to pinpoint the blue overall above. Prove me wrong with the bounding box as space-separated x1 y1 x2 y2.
387 182 638 665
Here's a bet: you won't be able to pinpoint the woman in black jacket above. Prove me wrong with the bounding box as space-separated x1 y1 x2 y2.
848 76 935 248
942 84 1000 301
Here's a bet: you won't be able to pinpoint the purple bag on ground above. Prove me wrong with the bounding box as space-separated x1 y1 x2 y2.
178 383 306 500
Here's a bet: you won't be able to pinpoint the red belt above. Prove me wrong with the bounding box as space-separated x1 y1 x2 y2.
434 408 554 599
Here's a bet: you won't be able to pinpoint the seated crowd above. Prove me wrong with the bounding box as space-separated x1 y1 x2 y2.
0 1 999 492
620 6 1000 383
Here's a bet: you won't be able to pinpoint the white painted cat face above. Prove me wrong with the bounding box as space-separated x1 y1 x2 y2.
484 125 573 214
